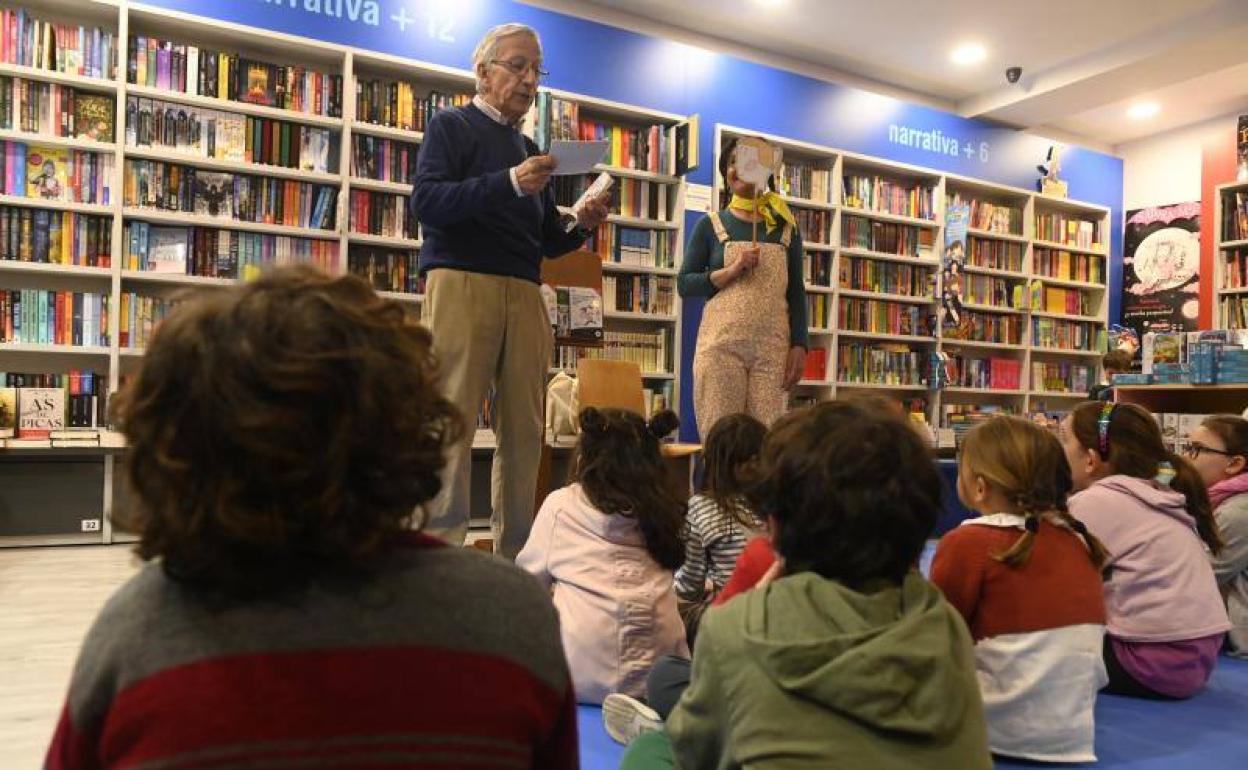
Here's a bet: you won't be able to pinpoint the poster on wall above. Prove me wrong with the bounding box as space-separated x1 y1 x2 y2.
1120 202 1201 346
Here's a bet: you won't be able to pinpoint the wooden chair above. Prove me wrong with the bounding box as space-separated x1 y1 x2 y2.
574 359 647 417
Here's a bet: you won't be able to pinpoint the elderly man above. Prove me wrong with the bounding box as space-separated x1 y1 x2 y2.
413 23 610 558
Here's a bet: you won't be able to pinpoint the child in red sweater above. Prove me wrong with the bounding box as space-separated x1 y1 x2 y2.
931 416 1108 763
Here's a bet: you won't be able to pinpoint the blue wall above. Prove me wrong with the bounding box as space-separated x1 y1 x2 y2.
146 0 1125 438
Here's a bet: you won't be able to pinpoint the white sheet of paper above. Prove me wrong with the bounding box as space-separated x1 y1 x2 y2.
549 139 610 176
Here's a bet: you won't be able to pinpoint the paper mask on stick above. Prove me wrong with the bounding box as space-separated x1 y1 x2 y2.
733 137 781 187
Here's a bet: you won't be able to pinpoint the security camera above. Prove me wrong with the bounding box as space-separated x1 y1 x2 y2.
1005 67 1022 84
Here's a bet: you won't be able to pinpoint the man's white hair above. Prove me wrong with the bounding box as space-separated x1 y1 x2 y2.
472 23 542 94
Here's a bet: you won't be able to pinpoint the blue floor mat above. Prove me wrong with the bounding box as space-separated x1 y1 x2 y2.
578 656 1248 769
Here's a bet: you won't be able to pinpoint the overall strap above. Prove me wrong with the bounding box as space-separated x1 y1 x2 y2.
709 212 731 244
780 223 793 248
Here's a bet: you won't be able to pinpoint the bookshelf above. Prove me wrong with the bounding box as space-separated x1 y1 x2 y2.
1215 180 1248 329
0 0 693 545
714 125 1111 431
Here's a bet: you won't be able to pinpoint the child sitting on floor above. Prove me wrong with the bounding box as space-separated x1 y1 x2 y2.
931 416 1108 762
1060 401 1230 699
517 407 688 704
673 413 766 641
618 400 992 770
1185 415 1248 658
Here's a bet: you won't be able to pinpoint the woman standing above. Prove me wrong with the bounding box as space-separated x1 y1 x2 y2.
679 137 808 438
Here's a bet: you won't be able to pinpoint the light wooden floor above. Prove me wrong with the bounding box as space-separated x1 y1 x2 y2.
0 545 141 769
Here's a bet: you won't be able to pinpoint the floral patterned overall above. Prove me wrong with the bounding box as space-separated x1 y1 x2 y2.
692 212 792 439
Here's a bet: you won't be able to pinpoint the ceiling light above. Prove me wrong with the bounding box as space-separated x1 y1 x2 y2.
1127 101 1160 120
951 43 987 66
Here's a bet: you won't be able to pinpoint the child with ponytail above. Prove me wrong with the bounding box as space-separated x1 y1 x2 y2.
931 416 1108 763
517 407 689 704
1184 415 1248 657
1060 401 1230 699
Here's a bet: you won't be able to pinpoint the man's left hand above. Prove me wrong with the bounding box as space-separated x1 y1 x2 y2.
576 192 611 230
783 346 806 390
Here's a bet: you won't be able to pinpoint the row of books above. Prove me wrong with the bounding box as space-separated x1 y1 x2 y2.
123 161 339 230
615 178 667 221
778 160 831 203
0 381 109 445
351 135 415 184
802 347 827 380
804 252 831 286
951 195 1022 235
843 174 934 220
807 294 831 329
1032 361 1092 394
126 97 336 174
1223 191 1248 242
842 216 934 258
794 209 831 245
962 274 1023 309
0 289 108 346
117 292 181 350
948 310 1023 345
529 94 670 174
602 274 674 315
942 404 1017 441
944 355 1022 391
127 36 344 117
1033 284 1092 316
1222 248 1248 289
837 342 926 385
123 223 339 277
349 190 415 240
585 223 675 269
0 78 114 140
1222 297 1248 329
0 9 117 79
0 142 113 204
839 298 934 337
354 79 468 132
347 249 423 296
967 237 1023 273
839 257 934 297
1031 317 1103 351
0 207 110 267
1035 213 1101 249
552 329 670 374
1033 248 1105 284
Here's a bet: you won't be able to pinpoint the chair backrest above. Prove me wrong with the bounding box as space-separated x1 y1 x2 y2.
576 359 646 416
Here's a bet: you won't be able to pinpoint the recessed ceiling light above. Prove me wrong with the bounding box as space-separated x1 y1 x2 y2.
1127 101 1160 120
951 43 987 66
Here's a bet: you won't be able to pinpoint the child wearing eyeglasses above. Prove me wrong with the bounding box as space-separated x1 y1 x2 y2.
1185 415 1248 658
1059 402 1229 699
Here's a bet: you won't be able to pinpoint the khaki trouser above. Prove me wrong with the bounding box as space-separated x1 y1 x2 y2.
421 269 553 559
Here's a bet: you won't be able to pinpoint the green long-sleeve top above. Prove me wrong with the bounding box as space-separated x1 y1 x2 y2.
678 209 809 349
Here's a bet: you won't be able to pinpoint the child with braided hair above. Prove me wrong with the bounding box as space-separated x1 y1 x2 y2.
931 415 1108 763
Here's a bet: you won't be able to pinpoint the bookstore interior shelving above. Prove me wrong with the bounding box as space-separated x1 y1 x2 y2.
713 124 1111 437
1215 178 1248 330
0 0 691 545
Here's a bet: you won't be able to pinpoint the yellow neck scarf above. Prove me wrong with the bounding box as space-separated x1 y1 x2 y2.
728 192 796 234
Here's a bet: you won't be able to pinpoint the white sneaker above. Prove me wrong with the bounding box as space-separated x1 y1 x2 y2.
602 692 663 745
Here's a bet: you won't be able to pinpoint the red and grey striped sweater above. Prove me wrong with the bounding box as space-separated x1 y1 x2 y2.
45 533 577 770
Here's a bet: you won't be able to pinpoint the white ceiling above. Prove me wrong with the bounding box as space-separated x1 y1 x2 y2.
535 0 1248 149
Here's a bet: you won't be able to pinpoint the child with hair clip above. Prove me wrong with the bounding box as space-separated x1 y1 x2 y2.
1185 415 1248 657
673 413 767 641
931 416 1108 763
517 407 688 704
1060 401 1230 699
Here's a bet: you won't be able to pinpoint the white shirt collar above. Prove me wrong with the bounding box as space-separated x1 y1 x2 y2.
473 95 518 127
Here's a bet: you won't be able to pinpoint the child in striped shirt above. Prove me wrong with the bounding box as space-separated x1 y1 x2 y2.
673 413 766 641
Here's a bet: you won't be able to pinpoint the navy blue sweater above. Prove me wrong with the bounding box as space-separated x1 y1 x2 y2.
412 103 585 283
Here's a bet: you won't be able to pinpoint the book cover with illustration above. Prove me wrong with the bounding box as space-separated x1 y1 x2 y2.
147 227 190 273
243 62 274 106
0 387 16 438
17 387 65 439
26 146 68 201
75 94 116 143
194 172 235 218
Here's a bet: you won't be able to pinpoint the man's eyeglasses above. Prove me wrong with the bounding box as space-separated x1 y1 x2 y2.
1183 441 1237 460
490 58 548 81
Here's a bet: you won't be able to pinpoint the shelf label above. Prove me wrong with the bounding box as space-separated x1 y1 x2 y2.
684 183 713 214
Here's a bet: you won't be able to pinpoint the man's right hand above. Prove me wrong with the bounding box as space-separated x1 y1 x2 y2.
515 155 556 196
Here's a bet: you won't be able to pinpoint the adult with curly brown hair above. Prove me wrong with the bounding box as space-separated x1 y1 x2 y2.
44 268 579 770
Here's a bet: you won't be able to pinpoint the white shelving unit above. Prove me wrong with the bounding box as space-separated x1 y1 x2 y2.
0 0 693 545
1216 180 1248 329
714 124 1111 428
